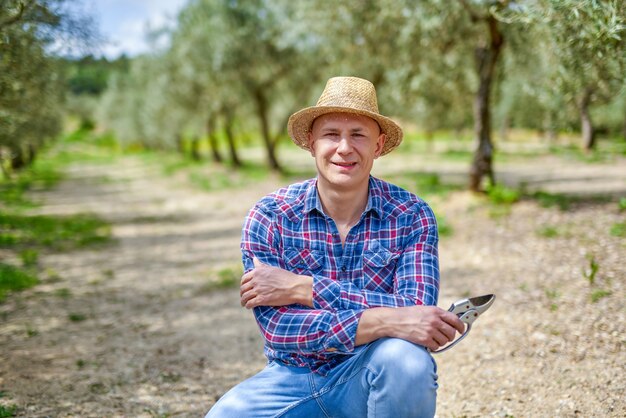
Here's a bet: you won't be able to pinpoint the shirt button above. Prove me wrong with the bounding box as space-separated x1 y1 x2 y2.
341 266 347 272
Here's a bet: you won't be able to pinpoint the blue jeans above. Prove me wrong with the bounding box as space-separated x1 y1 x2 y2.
205 338 438 418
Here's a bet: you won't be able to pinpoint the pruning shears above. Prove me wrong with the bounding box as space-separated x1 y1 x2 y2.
431 294 496 354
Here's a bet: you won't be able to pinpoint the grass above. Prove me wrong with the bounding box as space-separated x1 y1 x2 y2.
526 191 612 211
610 222 625 238
68 313 87 322
0 213 112 251
582 255 600 286
537 226 559 238
590 289 612 303
0 129 116 304
0 161 62 209
201 266 242 292
435 214 453 237
0 404 17 418
536 224 572 239
545 288 559 312
486 184 521 205
0 263 38 302
385 172 463 200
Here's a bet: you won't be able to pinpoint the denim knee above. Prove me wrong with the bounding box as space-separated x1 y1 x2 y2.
366 338 438 391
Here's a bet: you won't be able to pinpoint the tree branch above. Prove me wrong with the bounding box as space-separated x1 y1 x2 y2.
458 0 485 22
0 1 27 30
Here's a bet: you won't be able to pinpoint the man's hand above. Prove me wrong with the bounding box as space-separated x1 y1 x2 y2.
240 257 313 309
356 305 466 351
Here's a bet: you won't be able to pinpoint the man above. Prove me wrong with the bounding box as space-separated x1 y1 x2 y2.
206 76 464 418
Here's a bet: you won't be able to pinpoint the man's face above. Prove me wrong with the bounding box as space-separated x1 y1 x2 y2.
308 112 386 192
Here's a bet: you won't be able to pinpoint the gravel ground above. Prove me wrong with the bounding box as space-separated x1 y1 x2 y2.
0 148 624 417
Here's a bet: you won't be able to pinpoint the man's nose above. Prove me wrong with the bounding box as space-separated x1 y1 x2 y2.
337 137 353 154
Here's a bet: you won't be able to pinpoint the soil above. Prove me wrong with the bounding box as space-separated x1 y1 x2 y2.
1 146 624 417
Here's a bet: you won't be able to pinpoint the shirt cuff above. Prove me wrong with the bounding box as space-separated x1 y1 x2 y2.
322 310 364 354
312 276 341 310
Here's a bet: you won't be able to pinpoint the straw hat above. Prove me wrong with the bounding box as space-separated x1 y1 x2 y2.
287 76 403 156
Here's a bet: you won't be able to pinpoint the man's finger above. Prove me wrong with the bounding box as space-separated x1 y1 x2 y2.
253 257 263 268
431 329 449 347
240 289 255 307
245 295 262 309
439 323 457 342
442 311 466 334
240 271 253 285
239 281 253 297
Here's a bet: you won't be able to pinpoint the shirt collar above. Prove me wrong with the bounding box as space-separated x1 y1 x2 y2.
303 176 383 219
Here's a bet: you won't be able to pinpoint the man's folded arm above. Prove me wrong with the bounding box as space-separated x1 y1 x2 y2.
312 203 440 310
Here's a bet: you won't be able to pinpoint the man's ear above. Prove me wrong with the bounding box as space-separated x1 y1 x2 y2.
374 133 386 159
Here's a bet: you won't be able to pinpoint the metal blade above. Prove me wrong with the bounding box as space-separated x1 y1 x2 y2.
468 294 495 315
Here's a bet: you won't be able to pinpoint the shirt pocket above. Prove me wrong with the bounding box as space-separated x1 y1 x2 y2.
284 247 324 275
362 246 400 292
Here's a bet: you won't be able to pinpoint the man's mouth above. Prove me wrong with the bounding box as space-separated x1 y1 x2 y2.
332 162 357 168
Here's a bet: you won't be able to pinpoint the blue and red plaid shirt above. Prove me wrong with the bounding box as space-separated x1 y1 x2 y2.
241 176 439 374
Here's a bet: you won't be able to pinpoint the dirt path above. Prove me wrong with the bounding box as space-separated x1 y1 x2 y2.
1 149 624 417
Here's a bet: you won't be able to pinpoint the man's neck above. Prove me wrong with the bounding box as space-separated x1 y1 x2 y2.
316 178 369 227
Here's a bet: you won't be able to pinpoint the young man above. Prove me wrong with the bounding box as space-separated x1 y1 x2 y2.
205 76 464 418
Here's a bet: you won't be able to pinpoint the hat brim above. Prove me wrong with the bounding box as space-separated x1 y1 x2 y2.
287 106 403 156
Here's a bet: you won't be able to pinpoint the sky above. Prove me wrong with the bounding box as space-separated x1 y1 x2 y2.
85 0 189 58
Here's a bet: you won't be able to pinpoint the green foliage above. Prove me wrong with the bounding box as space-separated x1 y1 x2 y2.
0 0 96 174
618 197 626 212
537 226 559 238
486 184 521 205
527 191 612 211
202 266 243 292
0 263 38 302
187 163 269 192
590 289 612 303
62 55 129 96
610 222 625 237
0 403 18 418
68 313 87 322
582 255 599 285
0 158 64 208
436 215 453 238
0 213 112 251
19 249 39 267
385 172 462 200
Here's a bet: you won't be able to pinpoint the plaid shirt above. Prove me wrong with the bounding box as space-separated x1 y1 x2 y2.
241 176 439 374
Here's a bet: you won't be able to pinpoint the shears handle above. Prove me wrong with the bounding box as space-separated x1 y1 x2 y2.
430 309 477 354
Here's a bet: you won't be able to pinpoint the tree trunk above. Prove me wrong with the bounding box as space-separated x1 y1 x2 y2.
579 87 595 151
223 109 242 168
253 88 282 172
206 117 223 163
24 142 37 166
542 112 558 144
190 136 202 161
469 15 503 192
10 146 26 171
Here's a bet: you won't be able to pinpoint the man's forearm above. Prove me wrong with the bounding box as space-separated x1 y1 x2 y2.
293 275 313 307
354 305 466 351
354 308 395 346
